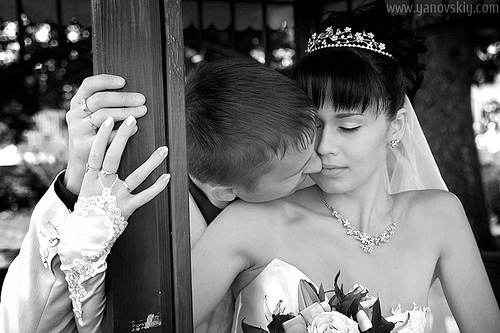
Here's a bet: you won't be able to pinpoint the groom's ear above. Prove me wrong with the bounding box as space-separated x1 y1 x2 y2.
211 186 237 202
389 106 408 141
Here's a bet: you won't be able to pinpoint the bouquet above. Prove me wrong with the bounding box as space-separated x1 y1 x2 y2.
242 272 410 333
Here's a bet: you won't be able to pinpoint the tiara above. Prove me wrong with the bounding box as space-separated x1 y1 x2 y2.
306 26 394 59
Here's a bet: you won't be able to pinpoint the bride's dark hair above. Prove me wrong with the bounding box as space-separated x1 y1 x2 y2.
290 0 426 120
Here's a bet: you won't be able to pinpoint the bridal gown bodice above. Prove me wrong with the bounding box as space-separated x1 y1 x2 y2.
231 259 430 333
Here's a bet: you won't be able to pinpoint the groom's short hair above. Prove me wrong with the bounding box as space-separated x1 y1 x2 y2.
185 59 316 191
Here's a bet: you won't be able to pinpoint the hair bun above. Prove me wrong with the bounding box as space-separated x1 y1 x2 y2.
319 0 427 96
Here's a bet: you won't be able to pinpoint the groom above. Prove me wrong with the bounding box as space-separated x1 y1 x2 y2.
1 59 321 332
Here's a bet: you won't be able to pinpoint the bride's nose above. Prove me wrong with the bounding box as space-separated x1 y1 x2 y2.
316 128 340 157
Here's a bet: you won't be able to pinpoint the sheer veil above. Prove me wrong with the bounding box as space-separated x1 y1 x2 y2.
385 95 448 193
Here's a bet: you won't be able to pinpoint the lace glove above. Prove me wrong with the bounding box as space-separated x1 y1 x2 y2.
58 180 128 326
57 115 170 327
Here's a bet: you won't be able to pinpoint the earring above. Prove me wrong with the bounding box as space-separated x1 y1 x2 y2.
389 139 400 148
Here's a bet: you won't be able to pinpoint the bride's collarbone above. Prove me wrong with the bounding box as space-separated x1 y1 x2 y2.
271 233 435 290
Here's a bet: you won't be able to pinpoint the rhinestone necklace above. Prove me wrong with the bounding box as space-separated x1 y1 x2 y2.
318 188 396 254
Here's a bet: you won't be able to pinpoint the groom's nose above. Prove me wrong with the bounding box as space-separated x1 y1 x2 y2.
303 151 322 174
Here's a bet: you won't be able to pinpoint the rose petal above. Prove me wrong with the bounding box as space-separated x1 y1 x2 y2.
282 315 307 333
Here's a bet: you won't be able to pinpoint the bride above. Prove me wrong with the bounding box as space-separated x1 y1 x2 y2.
192 2 500 333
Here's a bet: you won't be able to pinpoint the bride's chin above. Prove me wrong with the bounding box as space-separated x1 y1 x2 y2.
311 178 347 195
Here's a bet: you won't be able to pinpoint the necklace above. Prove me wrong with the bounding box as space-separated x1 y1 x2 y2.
318 188 396 254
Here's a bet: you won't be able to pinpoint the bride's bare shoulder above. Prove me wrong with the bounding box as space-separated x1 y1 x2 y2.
396 189 460 207
395 189 466 227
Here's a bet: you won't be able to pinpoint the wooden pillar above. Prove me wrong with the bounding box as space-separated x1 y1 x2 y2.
91 1 192 332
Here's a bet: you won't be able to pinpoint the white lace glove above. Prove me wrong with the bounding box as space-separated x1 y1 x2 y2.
59 179 127 326
58 116 169 327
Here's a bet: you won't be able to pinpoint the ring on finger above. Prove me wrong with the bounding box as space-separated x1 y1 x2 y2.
100 169 115 178
80 98 93 116
86 114 98 134
85 163 100 173
123 180 133 193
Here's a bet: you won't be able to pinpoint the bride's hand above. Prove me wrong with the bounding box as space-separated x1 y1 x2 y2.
65 74 148 195
58 116 168 326
80 115 170 220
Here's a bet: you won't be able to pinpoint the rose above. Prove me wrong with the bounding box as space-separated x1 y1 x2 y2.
307 311 360 333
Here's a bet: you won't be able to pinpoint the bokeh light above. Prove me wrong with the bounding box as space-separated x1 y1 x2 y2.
34 23 51 43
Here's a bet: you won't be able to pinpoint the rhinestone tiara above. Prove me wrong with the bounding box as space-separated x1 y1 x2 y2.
306 26 394 59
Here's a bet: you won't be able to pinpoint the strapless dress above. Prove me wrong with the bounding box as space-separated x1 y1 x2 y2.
231 259 430 333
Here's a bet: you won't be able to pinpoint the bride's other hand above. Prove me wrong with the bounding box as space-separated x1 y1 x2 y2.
58 116 168 327
64 74 148 194
80 116 170 220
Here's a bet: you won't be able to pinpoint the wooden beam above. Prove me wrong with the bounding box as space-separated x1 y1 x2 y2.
91 1 191 332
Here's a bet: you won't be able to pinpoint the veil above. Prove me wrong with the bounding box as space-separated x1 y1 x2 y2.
385 96 448 193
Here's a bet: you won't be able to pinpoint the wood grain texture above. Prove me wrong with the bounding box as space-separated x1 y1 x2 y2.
91 0 191 331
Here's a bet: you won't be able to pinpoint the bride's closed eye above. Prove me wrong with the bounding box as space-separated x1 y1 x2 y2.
339 126 361 133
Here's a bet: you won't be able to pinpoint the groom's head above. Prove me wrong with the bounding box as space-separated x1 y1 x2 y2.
186 59 321 203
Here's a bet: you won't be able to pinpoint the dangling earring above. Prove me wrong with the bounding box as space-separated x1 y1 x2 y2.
389 139 400 148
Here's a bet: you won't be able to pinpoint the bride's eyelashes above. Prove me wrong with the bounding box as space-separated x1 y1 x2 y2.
339 126 361 133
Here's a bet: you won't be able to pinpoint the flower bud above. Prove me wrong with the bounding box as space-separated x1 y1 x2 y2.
356 310 373 332
359 297 377 310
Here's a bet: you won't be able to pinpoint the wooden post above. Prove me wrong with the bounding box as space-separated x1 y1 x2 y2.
91 1 192 332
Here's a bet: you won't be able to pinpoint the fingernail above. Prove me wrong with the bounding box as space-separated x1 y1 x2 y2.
104 117 113 127
125 116 136 126
159 146 168 157
163 174 171 182
135 94 146 103
114 77 125 85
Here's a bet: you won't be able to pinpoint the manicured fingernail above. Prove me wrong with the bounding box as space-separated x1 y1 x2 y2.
159 146 168 157
134 94 146 103
104 117 113 127
163 174 171 182
125 116 135 126
114 77 125 85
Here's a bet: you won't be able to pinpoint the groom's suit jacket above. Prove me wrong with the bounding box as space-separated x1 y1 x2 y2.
0 174 234 333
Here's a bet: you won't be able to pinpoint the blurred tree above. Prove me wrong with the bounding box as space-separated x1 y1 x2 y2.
416 27 498 250
472 28 500 86
0 17 92 211
0 18 92 146
0 159 66 211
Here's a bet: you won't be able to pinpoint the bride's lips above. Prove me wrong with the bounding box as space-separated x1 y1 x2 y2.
320 164 347 176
